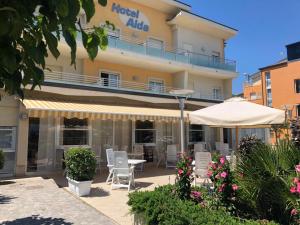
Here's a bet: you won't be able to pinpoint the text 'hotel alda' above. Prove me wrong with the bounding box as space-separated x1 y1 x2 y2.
112 3 150 32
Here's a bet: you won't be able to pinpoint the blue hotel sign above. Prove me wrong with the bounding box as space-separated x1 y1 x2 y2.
112 3 150 32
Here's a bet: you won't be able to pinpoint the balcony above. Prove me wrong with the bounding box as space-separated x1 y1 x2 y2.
44 71 224 101
106 36 236 72
74 30 236 73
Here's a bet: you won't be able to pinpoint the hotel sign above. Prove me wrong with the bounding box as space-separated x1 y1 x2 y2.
112 3 150 32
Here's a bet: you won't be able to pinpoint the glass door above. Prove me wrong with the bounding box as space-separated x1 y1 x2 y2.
27 118 40 172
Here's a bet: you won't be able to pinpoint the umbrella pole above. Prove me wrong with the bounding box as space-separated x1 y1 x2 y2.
235 126 239 151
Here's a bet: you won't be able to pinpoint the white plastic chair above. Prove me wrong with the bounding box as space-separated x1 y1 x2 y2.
111 151 135 191
166 144 178 168
105 148 114 184
194 143 206 153
194 152 212 186
220 143 230 156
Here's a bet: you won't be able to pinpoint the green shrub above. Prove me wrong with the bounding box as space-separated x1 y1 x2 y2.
0 149 4 170
236 140 300 224
65 147 96 181
128 185 278 225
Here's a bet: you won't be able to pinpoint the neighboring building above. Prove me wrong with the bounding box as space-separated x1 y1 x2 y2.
243 72 263 105
0 0 238 176
243 41 300 142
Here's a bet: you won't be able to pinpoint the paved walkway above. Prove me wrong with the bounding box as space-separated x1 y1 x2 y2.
0 177 117 225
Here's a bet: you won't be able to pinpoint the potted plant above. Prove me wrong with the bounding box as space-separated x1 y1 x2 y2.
0 149 4 170
65 147 97 197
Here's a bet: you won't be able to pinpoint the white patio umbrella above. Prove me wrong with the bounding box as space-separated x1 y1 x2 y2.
189 97 285 149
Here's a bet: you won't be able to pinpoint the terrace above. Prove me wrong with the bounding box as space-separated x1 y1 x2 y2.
44 70 224 101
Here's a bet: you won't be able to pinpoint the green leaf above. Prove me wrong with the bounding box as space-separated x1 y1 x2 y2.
44 30 60 58
82 0 95 22
98 0 107 7
63 29 77 65
57 0 69 17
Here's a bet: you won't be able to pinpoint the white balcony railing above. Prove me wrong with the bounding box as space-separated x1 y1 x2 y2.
44 71 224 101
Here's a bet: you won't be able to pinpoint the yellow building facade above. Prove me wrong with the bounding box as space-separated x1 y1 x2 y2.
0 0 238 176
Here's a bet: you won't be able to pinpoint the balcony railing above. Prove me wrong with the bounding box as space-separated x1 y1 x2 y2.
107 36 236 72
75 30 236 72
44 71 224 101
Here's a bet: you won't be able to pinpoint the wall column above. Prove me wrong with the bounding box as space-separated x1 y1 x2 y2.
15 103 29 176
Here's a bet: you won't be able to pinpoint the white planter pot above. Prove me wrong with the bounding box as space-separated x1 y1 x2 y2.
67 177 92 197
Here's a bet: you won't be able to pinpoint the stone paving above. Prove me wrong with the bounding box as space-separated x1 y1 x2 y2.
0 177 117 225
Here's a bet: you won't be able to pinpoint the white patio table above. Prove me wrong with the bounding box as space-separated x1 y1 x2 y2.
128 159 146 171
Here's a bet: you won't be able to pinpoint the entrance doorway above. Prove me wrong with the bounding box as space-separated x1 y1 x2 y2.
27 118 40 172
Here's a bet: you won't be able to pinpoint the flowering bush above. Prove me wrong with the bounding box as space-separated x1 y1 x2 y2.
175 153 194 200
208 155 238 212
289 164 300 224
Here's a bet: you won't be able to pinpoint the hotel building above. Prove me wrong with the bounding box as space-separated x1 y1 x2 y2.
0 0 238 176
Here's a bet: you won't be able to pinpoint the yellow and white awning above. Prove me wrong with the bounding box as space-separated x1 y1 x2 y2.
22 98 190 121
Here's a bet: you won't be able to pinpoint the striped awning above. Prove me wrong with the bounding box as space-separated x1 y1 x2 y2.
22 98 189 121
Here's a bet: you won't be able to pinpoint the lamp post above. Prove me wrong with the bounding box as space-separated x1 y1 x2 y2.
170 89 194 154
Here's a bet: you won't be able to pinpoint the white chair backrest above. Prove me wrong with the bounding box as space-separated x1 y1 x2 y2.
195 152 212 171
106 148 114 167
220 143 230 156
194 143 206 152
134 144 144 154
215 142 221 151
167 144 177 160
114 151 130 174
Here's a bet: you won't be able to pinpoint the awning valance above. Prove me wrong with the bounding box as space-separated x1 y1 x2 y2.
22 98 190 121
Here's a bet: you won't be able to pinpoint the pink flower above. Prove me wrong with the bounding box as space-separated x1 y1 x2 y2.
218 183 226 192
296 165 300 173
297 182 300 193
207 171 213 177
293 177 299 184
291 208 298 216
178 169 183 175
232 184 239 191
220 157 225 165
290 186 297 193
211 163 217 170
220 171 227 178
191 191 201 198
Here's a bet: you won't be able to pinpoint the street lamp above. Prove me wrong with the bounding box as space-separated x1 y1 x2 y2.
170 89 194 154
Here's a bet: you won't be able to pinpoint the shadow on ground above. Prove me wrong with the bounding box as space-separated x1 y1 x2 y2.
1 215 73 225
0 181 16 185
0 194 16 204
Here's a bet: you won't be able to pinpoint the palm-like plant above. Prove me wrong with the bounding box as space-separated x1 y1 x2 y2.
236 141 300 224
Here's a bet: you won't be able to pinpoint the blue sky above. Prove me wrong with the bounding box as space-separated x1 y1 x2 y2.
182 0 300 94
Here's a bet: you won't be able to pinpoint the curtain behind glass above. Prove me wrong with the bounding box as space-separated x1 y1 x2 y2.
114 120 132 152
37 117 55 172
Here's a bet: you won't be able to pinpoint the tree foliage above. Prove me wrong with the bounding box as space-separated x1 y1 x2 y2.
0 0 112 98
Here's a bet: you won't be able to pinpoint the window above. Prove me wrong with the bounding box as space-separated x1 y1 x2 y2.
149 79 164 93
147 38 164 50
0 127 16 152
265 72 271 88
100 71 120 88
213 88 222 100
183 43 193 53
295 79 300 93
60 118 89 146
135 120 155 144
189 124 204 143
212 51 221 64
265 72 272 107
250 92 257 100
297 105 300 117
